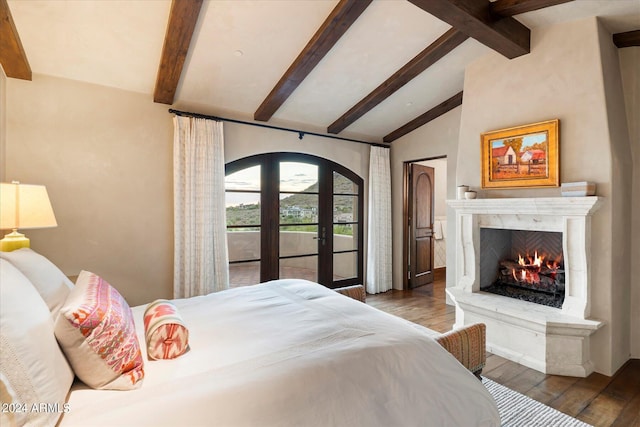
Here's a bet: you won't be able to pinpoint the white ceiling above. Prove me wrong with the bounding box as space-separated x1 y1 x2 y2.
7 0 640 142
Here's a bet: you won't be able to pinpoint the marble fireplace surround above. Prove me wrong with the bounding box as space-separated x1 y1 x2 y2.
447 197 603 377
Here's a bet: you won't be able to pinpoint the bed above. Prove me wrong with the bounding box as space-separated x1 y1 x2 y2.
0 249 500 427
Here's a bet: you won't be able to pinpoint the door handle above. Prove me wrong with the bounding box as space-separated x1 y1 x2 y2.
313 227 327 246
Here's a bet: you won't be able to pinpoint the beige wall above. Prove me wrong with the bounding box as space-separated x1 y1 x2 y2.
618 47 640 358
6 74 174 306
4 77 371 305
390 107 461 291
596 20 633 372
456 17 632 375
1 65 6 182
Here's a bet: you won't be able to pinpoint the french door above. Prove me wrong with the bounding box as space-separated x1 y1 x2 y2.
225 153 363 288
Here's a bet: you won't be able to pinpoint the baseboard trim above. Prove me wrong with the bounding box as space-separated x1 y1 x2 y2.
434 267 446 282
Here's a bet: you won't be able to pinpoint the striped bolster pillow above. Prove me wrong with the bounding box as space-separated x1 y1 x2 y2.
143 299 190 360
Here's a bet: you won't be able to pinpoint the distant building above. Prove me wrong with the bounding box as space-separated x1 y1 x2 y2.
521 149 546 164
492 145 517 165
280 206 317 218
336 213 353 223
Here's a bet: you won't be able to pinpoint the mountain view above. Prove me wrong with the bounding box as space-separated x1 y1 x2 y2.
226 174 357 235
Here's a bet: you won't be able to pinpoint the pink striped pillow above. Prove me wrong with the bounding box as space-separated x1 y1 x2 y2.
143 300 190 360
55 271 144 390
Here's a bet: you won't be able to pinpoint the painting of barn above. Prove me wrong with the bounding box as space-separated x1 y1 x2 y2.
492 145 518 165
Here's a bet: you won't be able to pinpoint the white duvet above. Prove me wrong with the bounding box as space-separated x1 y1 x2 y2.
61 279 499 427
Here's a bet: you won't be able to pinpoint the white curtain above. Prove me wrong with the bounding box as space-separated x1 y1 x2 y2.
173 116 229 298
366 146 392 294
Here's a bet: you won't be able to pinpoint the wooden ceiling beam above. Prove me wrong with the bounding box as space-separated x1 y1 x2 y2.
408 0 530 59
490 0 574 17
328 28 468 135
154 0 204 105
613 30 640 48
381 0 572 142
0 0 31 80
254 0 373 122
383 91 463 143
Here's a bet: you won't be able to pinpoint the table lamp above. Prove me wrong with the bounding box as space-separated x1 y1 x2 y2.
0 181 58 252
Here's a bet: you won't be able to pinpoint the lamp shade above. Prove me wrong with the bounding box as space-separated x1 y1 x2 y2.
0 182 58 230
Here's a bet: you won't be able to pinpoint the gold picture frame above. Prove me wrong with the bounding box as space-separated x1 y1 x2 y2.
481 119 559 189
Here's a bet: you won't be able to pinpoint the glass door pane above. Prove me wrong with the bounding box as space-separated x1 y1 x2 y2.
226 192 260 230
225 165 261 286
226 165 261 191
280 162 319 193
279 162 319 281
333 224 358 251
279 256 318 282
333 252 357 280
228 261 260 288
334 171 358 194
332 171 359 286
333 195 358 223
280 225 318 257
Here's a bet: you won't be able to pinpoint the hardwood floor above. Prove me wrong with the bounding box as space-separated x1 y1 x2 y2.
367 279 640 427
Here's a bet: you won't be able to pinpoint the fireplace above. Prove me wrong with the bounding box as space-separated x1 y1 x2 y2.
447 197 604 377
480 229 564 308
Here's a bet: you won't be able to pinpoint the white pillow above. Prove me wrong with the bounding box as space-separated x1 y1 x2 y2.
0 259 74 427
0 248 73 319
0 372 27 427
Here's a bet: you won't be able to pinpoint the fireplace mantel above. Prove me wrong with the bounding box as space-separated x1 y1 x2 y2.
447 196 602 216
447 196 604 377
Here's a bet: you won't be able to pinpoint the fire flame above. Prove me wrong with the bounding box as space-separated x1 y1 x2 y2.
545 257 560 280
507 251 562 290
518 251 544 267
546 259 560 270
513 251 546 284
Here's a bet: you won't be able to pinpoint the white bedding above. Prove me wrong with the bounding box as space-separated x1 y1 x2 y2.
60 279 499 426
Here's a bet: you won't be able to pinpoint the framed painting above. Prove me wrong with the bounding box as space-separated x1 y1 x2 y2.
481 119 559 189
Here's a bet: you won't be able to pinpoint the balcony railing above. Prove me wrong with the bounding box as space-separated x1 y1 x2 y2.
227 231 356 286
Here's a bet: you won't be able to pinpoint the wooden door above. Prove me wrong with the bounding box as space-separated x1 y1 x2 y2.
408 163 435 289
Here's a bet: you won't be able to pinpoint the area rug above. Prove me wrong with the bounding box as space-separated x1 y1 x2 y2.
482 377 593 427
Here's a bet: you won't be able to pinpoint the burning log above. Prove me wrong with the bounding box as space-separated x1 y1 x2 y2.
498 259 563 294
499 260 563 277
486 249 566 308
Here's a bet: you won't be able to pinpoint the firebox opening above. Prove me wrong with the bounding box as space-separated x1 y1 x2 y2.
480 228 564 308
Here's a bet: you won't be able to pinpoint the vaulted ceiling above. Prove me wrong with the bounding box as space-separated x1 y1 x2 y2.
2 0 639 144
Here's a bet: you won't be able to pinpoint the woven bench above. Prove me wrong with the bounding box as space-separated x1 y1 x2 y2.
334 284 366 303
434 323 486 377
334 284 485 377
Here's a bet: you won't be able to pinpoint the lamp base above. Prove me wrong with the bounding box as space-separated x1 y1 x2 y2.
0 229 30 252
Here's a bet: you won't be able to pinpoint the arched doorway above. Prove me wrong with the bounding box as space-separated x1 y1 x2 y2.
225 153 363 288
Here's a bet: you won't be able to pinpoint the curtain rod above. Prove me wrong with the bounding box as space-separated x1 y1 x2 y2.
168 109 389 148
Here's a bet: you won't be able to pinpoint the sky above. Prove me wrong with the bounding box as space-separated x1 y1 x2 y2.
492 131 547 149
225 162 318 206
523 132 547 148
